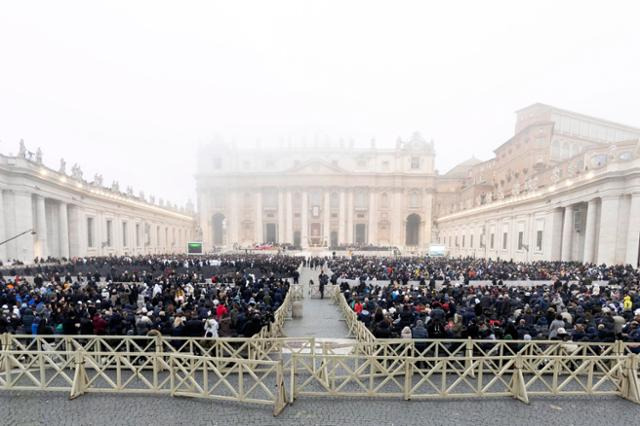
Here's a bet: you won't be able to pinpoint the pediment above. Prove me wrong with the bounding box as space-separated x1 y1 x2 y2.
286 160 348 175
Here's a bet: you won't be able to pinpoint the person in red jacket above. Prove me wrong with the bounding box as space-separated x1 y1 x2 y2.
215 300 228 319
92 313 107 335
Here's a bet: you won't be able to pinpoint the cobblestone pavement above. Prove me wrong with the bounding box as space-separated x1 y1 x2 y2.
2 391 639 426
282 266 349 339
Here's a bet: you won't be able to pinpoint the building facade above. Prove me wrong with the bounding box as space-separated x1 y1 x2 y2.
435 104 640 266
196 133 436 250
1 144 195 263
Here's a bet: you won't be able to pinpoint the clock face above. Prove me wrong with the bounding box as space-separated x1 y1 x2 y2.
590 154 607 168
619 151 632 161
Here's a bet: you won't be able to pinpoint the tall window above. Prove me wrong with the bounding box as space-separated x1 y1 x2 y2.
518 231 524 250
263 189 278 208
136 224 141 247
411 157 420 169
536 230 543 251
330 192 339 209
87 217 95 248
409 190 421 208
502 232 508 250
462 235 465 248
122 222 128 247
156 225 160 246
354 190 368 208
212 192 225 208
470 235 474 249
106 220 113 247
490 233 495 249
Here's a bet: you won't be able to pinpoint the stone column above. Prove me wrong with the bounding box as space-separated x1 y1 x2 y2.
278 190 286 244
582 199 598 263
338 190 346 244
368 190 376 244
14 191 35 262
0 190 5 261
323 190 331 246
301 191 309 247
625 193 640 267
58 202 70 259
35 195 47 259
423 192 433 248
228 191 238 245
346 189 354 244
255 189 263 243
560 205 574 262
597 195 620 265
544 208 564 261
68 205 82 257
392 190 403 246
286 190 293 243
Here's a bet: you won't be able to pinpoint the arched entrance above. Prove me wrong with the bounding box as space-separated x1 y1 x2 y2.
212 213 225 245
405 214 421 246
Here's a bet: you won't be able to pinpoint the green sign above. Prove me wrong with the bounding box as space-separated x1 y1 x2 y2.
187 241 203 255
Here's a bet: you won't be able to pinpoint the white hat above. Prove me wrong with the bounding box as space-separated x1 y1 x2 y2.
557 327 567 335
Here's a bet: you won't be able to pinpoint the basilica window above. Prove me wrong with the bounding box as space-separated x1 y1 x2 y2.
212 192 225 208
409 190 421 208
330 192 339 209
411 157 420 169
87 217 95 248
263 190 278 209
106 220 113 247
213 157 222 170
354 190 368 208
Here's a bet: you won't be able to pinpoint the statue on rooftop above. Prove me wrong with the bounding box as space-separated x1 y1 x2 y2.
59 158 67 174
71 164 83 180
18 140 26 157
35 148 43 164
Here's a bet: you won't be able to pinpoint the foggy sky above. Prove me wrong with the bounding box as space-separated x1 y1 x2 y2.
1 0 639 207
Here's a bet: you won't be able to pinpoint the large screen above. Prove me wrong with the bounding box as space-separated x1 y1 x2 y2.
428 244 446 257
187 241 203 255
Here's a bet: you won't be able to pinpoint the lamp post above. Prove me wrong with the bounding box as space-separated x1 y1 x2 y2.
0 229 36 247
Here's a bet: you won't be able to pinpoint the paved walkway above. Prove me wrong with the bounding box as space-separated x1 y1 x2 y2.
282 266 350 339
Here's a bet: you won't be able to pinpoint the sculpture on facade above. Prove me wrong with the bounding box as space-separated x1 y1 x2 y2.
126 186 134 196
512 182 520 196
551 167 561 183
138 191 145 200
71 164 83 180
35 148 43 164
18 139 26 157
93 174 104 186
59 158 67 174
111 181 120 192
149 195 156 204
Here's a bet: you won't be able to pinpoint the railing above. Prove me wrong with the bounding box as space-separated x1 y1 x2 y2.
2 333 640 413
0 348 287 416
308 284 339 299
289 351 640 404
334 292 376 347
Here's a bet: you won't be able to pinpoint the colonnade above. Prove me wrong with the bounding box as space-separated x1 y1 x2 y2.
1 189 193 262
207 186 433 249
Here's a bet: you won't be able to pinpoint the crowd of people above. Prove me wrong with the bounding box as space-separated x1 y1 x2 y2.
336 257 640 346
4 252 640 346
0 255 298 338
328 256 639 285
